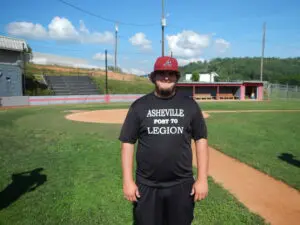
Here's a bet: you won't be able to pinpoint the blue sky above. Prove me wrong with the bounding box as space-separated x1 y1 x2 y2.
1 0 299 74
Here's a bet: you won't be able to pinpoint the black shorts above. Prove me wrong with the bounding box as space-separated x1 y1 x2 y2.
133 180 195 225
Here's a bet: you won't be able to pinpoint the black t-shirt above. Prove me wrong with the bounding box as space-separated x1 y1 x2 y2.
119 91 207 188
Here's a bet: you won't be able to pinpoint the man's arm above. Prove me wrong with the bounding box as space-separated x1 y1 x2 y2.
121 143 140 202
195 138 209 182
191 138 209 201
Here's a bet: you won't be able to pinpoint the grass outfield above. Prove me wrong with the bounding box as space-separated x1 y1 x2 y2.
196 100 300 190
0 105 267 225
199 100 300 111
207 112 300 190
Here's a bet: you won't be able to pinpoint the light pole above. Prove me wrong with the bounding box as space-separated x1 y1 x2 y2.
161 0 166 56
115 23 118 71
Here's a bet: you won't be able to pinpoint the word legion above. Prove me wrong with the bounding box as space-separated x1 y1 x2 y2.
147 126 184 135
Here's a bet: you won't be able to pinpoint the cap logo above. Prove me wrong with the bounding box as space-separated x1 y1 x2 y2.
163 59 172 67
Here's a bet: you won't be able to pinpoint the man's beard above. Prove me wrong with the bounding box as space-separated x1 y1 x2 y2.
155 83 176 97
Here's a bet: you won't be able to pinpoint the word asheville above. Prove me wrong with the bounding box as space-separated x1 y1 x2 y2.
146 108 185 135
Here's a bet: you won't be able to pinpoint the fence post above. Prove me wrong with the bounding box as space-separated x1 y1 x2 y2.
286 83 289 99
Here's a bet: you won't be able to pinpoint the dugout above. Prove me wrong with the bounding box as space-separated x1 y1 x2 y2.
176 81 264 100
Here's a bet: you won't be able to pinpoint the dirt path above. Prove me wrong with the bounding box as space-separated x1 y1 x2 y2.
192 146 300 225
65 109 300 225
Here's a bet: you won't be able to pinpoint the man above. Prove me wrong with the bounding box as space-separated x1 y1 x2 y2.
119 56 209 225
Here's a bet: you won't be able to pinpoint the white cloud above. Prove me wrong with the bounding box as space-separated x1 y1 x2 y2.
122 68 147 76
7 22 47 39
83 31 114 44
32 52 101 69
167 30 210 59
48 17 79 41
177 58 205 66
166 30 230 66
129 33 152 50
93 53 114 61
215 38 230 53
7 17 114 44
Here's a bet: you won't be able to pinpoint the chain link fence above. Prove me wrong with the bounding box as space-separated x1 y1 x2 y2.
265 83 300 100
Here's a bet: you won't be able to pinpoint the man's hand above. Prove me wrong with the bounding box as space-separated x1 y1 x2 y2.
123 180 140 202
190 179 208 202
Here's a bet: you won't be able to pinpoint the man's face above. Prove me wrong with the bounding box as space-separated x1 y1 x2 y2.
154 71 178 97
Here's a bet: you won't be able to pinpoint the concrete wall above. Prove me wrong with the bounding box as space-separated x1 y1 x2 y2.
108 94 145 103
0 96 28 106
28 94 144 106
0 63 23 96
0 50 22 63
0 94 144 107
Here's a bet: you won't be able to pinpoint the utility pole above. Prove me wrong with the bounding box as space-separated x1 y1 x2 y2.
115 24 118 71
260 22 266 81
161 0 166 56
22 43 26 95
105 50 108 94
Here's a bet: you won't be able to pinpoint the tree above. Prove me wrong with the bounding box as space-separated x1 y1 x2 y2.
191 72 199 82
108 66 122 73
22 44 33 63
25 44 32 54
179 57 300 85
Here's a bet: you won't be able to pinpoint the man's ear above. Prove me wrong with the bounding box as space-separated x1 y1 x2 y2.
150 72 156 83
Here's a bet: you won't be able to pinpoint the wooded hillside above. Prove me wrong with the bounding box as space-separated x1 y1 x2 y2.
179 57 300 85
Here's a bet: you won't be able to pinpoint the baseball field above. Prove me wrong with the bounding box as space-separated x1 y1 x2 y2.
0 100 300 225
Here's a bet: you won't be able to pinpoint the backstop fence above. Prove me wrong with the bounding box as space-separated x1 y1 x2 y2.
265 83 300 100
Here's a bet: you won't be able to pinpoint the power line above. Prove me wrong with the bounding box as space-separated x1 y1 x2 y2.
57 0 159 27
30 44 157 56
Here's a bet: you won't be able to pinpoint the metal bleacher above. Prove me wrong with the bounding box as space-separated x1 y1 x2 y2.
44 75 100 95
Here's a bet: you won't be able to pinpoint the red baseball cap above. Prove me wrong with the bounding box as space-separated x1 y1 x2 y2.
154 56 179 72
149 56 180 83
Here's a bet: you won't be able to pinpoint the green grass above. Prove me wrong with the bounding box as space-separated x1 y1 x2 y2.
0 105 267 225
92 77 154 94
25 63 101 76
206 112 300 190
199 100 300 111
195 100 300 189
